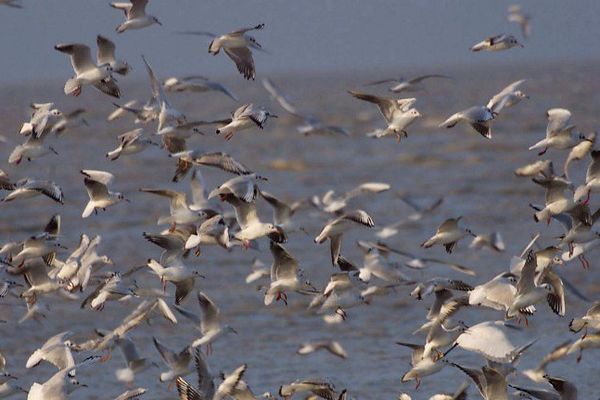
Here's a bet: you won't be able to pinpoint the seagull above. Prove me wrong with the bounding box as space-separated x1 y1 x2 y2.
177 361 248 400
507 251 565 319
184 214 230 253
27 355 101 400
263 78 350 136
468 272 535 316
139 188 203 227
111 0 161 33
106 128 157 160
11 214 62 267
397 342 446 390
204 24 265 80
19 102 62 137
152 337 192 383
297 340 347 359
265 241 316 305
567 330 600 363
531 176 575 223
469 232 505 252
508 5 532 39
421 217 476 253
314 210 375 265
313 182 390 214
529 109 580 155
376 196 443 239
446 320 536 363
422 297 469 360
80 272 131 311
163 76 238 101
279 380 336 400
522 340 571 383
146 259 202 304
363 74 452 93
569 301 600 334
96 35 130 75
447 363 507 400
348 91 421 142
486 79 529 114
49 108 88 136
168 150 252 181
510 375 578 400
26 331 75 372
574 150 600 205
259 190 306 231
54 43 120 98
1 178 63 204
439 106 495 138
213 103 277 141
8 130 58 165
173 291 237 354
564 132 595 179
114 336 155 385
81 170 128 218
175 348 215 400
514 160 554 177
141 56 186 133
470 33 523 52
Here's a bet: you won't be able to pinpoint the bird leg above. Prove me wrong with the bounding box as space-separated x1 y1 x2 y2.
205 343 213 356
395 132 402 143
241 240 250 250
100 349 112 363
577 349 583 363
579 255 590 270
569 243 574 258
337 307 347 320
161 278 167 292
415 377 421 390
224 132 234 141
194 246 201 257
168 223 176 233
583 191 591 206
538 147 548 156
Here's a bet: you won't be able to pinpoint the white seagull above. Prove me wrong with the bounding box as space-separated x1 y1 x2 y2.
174 291 237 354
54 43 120 98
111 0 161 33
439 106 495 139
470 33 523 52
349 91 421 142
81 170 128 218
314 210 375 265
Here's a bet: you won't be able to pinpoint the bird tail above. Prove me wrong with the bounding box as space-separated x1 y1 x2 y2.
82 201 95 218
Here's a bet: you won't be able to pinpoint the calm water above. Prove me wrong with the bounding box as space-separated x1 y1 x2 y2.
1 62 600 399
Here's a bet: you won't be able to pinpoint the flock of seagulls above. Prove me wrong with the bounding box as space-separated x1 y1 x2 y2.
0 1 598 399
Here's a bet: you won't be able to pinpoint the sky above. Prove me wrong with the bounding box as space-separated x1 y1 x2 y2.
0 0 599 84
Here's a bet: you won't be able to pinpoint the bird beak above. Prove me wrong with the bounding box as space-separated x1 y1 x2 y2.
231 328 238 334
49 146 59 155
155 19 163 26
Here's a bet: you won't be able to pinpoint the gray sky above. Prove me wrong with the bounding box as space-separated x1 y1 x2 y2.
0 0 599 84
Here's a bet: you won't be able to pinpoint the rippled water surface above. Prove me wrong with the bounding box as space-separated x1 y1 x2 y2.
1 63 600 399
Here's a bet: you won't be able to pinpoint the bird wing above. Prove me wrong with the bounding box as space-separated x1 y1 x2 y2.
198 291 220 333
224 47 255 80
193 152 251 175
270 242 298 280
348 91 395 123
517 250 537 295
96 35 116 65
55 43 96 75
262 78 300 115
